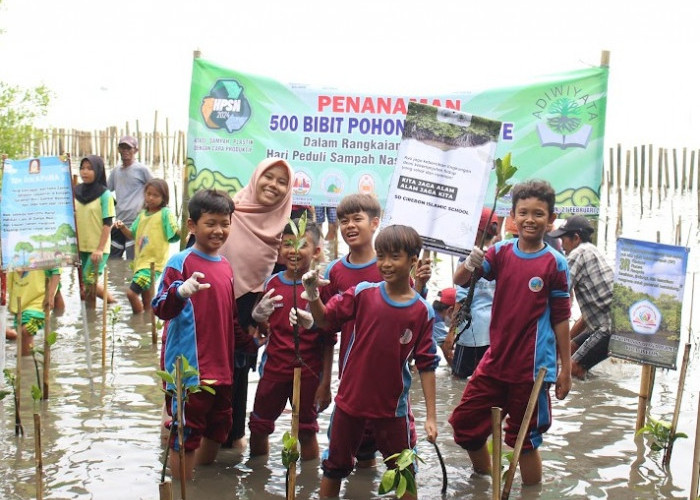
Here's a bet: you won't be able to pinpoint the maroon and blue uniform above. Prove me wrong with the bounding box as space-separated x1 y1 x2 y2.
321 281 439 478
449 239 570 452
153 248 255 450
249 272 332 435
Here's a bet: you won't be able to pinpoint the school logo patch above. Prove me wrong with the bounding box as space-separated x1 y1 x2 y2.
528 277 544 292
399 329 413 344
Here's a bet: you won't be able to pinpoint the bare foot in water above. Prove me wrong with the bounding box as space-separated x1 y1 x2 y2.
5 327 17 340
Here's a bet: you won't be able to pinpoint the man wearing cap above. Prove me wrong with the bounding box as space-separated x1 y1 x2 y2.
107 135 153 259
549 215 613 379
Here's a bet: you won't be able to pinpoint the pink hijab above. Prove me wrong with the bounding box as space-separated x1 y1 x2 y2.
221 158 294 298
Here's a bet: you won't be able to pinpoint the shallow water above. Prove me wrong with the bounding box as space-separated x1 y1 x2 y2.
0 184 698 499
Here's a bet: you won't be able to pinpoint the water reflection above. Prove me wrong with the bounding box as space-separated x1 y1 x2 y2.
0 187 696 499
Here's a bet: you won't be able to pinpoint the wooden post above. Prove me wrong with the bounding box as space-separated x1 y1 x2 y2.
491 407 502 500
102 269 108 369
16 297 23 405
691 391 700 499
42 279 51 400
151 262 157 344
288 366 302 500
640 145 646 191
34 413 43 500
633 146 638 189
501 367 546 500
625 149 630 189
662 343 691 467
175 357 187 500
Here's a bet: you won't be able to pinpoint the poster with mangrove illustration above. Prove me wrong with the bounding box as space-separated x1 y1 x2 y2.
0 156 79 271
608 238 689 369
186 58 608 213
382 102 500 255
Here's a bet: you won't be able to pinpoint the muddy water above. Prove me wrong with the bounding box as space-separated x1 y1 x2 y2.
0 185 698 499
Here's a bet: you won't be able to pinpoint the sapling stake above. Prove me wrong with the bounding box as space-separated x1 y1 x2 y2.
175 356 186 500
150 261 157 344
32 376 44 499
501 367 546 500
0 272 6 379
452 154 517 343
15 296 23 429
76 266 93 376
102 269 108 370
42 280 51 400
491 407 503 499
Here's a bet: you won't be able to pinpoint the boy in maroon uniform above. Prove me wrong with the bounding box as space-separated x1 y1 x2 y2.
153 189 257 480
304 225 439 499
448 180 571 486
248 220 332 460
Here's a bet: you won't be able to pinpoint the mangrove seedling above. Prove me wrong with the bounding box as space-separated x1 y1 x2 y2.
282 431 300 499
285 212 308 362
30 331 57 401
453 153 517 341
378 448 424 498
108 305 121 370
155 355 216 484
636 416 687 452
2 368 23 436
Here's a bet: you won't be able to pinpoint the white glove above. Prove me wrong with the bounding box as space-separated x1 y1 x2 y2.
252 288 283 323
301 269 329 302
289 307 314 329
463 246 485 272
177 272 210 299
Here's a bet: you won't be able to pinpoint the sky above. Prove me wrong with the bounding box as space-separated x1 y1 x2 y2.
1 0 699 151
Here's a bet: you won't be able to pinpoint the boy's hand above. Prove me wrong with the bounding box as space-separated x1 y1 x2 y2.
314 381 332 413
177 272 210 299
555 370 572 400
289 307 314 329
414 258 432 290
251 288 283 323
301 269 329 302
463 246 485 272
424 417 438 443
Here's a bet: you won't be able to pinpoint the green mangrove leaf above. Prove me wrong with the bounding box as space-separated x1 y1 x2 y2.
395 473 408 498
378 469 397 495
200 385 216 395
30 384 42 401
0 390 11 400
155 370 175 385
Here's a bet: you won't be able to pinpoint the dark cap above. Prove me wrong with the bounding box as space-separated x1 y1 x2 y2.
548 215 594 238
118 135 138 149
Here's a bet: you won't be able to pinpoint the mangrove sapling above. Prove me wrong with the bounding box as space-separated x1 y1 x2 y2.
282 431 300 499
108 305 121 371
2 368 23 436
378 448 425 498
636 416 688 454
155 355 216 487
452 153 517 343
30 331 57 401
31 370 44 500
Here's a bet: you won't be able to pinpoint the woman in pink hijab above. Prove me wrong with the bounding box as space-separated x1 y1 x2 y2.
220 157 293 449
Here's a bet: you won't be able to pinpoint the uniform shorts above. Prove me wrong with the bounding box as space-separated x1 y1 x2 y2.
166 384 233 452
322 406 415 480
248 375 320 435
449 370 551 451
79 252 109 285
130 268 161 294
14 310 45 335
314 206 337 225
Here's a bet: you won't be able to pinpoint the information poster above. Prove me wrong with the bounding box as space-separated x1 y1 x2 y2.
382 102 500 255
608 238 689 369
1 156 79 271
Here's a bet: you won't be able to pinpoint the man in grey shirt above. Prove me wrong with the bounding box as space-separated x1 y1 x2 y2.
108 135 153 259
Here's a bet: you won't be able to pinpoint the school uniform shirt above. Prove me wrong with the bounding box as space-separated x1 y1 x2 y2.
479 239 570 384
455 278 495 348
75 191 115 253
152 248 255 390
8 269 59 315
324 282 439 419
130 207 180 273
258 272 329 381
320 255 382 377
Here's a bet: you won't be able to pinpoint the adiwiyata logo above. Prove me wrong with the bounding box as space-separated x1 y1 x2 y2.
628 299 662 335
200 79 252 133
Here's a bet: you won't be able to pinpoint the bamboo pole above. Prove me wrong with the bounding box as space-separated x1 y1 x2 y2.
102 270 108 370
662 343 691 467
491 407 502 500
607 147 612 206
633 146 638 189
672 148 678 191
690 390 700 499
616 144 622 190
34 413 43 500
151 262 157 344
42 279 51 400
288 366 302 500
175 357 187 500
625 149 630 189
689 150 695 191
501 367 546 500
16 296 23 417
681 147 687 193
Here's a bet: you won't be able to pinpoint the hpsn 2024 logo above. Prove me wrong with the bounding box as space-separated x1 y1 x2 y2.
200 79 252 133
